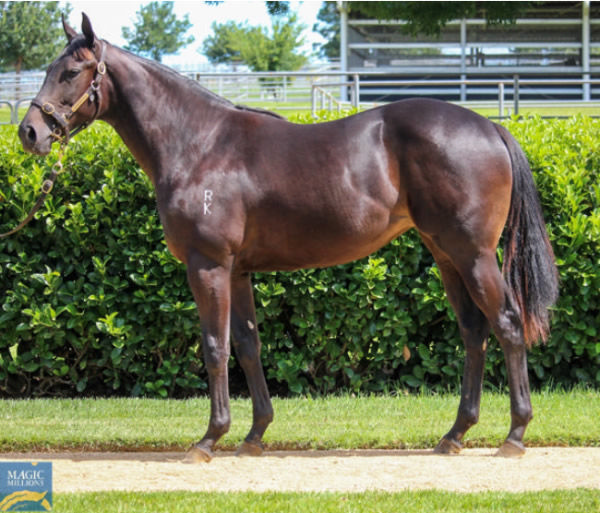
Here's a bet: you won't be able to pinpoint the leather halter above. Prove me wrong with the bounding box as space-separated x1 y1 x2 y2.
30 42 107 143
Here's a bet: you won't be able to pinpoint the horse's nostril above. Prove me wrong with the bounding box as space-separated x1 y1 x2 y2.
26 125 37 144
18 123 37 147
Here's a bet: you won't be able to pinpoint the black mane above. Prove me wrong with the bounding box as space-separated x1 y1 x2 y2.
234 104 285 120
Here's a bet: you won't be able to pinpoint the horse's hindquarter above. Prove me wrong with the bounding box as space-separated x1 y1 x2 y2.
236 111 413 271
383 99 513 250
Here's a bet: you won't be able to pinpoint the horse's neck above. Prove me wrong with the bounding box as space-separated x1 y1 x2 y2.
101 46 229 184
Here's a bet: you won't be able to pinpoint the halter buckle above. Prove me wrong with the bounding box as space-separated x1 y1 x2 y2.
42 102 55 115
97 62 106 75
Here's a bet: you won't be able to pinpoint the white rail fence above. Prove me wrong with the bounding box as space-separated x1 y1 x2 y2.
2 70 599 124
313 75 600 117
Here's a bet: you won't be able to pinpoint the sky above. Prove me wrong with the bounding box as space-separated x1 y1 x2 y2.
63 1 327 69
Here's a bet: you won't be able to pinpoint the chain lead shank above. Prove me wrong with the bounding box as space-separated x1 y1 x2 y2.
0 144 66 239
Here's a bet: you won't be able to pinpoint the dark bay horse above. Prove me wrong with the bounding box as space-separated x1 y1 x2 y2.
18 15 558 461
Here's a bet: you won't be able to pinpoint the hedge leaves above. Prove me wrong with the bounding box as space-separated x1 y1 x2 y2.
1 113 599 397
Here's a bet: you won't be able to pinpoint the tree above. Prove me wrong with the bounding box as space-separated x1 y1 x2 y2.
121 2 194 62
202 13 307 72
313 1 340 60
349 1 532 36
202 21 244 64
0 2 68 73
265 1 290 16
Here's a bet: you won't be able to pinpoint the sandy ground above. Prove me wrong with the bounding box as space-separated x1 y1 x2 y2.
1 448 599 493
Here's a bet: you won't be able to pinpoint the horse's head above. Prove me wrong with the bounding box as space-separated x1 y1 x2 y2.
19 13 107 155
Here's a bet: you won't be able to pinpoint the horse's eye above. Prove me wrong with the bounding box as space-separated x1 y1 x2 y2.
61 69 81 82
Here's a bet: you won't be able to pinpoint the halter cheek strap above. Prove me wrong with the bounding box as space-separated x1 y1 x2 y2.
31 42 107 143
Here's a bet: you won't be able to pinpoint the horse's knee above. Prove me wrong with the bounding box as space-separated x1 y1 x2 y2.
231 332 261 371
211 416 231 436
203 336 230 374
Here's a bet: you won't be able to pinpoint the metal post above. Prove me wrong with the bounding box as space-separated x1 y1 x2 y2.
338 1 349 102
11 102 18 125
513 75 519 116
582 0 591 101
460 19 467 102
311 85 317 117
352 74 360 109
498 82 505 118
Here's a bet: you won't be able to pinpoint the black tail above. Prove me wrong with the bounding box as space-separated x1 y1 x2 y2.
495 124 559 346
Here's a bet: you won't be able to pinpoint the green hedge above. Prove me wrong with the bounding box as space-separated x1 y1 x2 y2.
0 113 599 398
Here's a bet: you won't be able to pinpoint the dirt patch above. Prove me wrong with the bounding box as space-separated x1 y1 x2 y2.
1 448 599 493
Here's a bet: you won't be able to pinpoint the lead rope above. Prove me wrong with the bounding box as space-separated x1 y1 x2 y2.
0 141 67 239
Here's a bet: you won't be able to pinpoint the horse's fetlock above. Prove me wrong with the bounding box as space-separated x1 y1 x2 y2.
512 405 533 426
459 407 479 429
211 416 231 437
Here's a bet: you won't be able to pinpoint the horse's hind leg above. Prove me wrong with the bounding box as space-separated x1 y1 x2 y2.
421 237 490 454
446 247 532 457
230 273 274 456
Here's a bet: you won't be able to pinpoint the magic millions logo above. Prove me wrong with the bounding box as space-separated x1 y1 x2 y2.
0 462 52 511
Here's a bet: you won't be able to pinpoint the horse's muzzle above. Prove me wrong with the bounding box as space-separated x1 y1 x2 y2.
18 114 53 156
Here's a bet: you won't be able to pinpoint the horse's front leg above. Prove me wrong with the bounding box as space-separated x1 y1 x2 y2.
230 272 273 456
185 252 233 463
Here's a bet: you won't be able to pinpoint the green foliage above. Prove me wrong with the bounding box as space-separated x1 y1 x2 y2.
503 115 600 388
313 1 340 60
0 113 599 398
0 127 203 397
121 2 194 62
265 1 290 17
348 2 532 36
202 21 242 65
202 14 307 72
0 2 70 72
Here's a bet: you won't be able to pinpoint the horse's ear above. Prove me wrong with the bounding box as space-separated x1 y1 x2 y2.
62 14 77 43
81 12 96 48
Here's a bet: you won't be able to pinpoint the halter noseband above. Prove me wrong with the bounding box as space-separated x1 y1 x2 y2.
31 42 107 144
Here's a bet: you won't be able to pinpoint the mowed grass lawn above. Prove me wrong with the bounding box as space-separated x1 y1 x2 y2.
54 489 600 513
1 390 599 451
1 392 599 512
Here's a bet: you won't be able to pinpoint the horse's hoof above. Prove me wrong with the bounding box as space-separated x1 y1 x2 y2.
433 437 462 455
495 439 526 458
236 440 264 457
183 445 213 463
